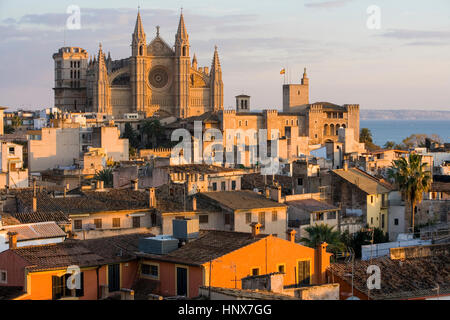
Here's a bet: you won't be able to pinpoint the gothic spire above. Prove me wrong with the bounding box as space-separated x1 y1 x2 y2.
211 45 221 71
133 11 145 39
176 12 188 42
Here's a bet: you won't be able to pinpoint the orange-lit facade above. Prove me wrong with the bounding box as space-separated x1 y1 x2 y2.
139 235 332 298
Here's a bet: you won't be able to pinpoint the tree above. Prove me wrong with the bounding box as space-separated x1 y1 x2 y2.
94 168 113 188
340 228 389 258
359 128 379 151
4 125 15 134
387 153 432 234
402 134 428 149
122 123 139 149
384 141 395 150
140 119 164 148
300 224 346 253
11 115 22 128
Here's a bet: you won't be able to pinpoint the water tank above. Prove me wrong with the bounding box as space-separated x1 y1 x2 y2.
138 235 179 255
173 219 199 241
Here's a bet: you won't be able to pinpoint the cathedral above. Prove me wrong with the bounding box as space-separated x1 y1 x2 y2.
52 12 224 118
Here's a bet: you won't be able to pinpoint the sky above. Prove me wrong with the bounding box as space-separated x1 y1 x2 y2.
1 0 449 111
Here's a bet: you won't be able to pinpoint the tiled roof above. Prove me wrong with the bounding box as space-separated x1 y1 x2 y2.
0 213 20 226
1 221 66 242
137 230 268 266
14 189 150 216
13 210 70 225
164 164 243 175
328 254 450 300
241 173 293 195
198 286 298 300
332 167 392 194
286 199 338 213
12 232 153 272
199 191 287 211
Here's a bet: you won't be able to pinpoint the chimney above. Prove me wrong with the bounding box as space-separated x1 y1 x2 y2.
32 179 37 212
250 222 262 238
192 196 197 211
343 160 348 171
315 242 329 284
287 229 297 243
131 179 138 191
96 180 101 189
148 188 156 208
99 180 104 189
265 187 270 199
32 196 37 213
7 231 18 249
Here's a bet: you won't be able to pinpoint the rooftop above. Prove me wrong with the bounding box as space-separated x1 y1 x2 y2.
165 164 243 175
199 190 287 211
286 199 338 213
137 230 269 266
332 167 392 194
241 173 293 195
11 232 153 272
198 286 297 300
1 221 66 242
12 189 150 221
329 253 450 300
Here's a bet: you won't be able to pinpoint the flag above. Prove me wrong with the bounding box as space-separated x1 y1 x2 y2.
280 68 286 75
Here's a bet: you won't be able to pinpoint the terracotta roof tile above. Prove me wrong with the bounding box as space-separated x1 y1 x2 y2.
12 232 153 272
199 191 286 211
137 230 268 266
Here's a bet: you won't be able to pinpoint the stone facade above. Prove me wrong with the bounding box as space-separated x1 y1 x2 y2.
53 12 224 119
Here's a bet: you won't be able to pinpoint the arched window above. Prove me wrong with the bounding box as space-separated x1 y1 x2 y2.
183 46 187 56
324 124 329 136
336 124 340 135
139 45 143 56
342 124 346 128
330 124 335 136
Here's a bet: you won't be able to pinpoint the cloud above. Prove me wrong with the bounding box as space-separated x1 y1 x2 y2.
305 0 354 8
380 29 450 40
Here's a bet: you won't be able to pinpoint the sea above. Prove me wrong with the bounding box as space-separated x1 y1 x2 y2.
360 120 450 146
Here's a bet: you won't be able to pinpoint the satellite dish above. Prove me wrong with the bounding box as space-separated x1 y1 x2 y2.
346 296 360 300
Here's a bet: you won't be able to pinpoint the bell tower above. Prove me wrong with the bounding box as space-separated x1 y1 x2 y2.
174 11 191 118
131 10 148 113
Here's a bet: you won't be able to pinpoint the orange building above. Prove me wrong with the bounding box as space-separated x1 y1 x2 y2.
0 233 152 300
136 225 332 298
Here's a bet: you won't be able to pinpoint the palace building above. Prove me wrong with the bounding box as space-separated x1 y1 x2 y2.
53 11 224 119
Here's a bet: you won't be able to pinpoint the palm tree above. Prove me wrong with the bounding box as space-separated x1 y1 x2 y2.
140 119 163 148
94 168 113 188
300 224 346 253
387 153 432 234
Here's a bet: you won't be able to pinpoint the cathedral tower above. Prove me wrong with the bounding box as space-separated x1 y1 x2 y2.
174 12 191 118
210 46 224 112
131 11 148 113
92 43 111 114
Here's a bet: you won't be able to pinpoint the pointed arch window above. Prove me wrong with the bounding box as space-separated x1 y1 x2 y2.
139 45 143 56
183 46 187 57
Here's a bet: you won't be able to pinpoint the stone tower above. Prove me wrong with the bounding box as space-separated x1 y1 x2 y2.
92 44 111 114
282 68 309 112
174 12 191 118
236 94 250 112
131 11 148 113
210 46 224 112
52 47 88 112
